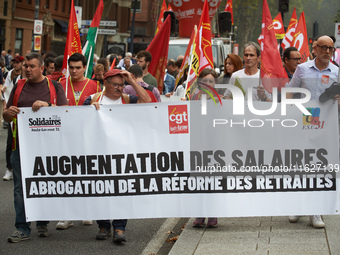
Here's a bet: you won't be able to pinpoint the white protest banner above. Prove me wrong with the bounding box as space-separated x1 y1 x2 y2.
17 100 339 221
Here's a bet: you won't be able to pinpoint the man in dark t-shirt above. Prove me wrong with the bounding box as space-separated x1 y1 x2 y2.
4 53 67 243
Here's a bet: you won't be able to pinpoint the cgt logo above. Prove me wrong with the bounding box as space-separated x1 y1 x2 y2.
302 107 325 130
168 105 189 134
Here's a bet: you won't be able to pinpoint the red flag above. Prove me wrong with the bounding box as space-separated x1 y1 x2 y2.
175 28 197 86
186 0 214 96
156 0 167 35
281 7 298 50
273 13 285 39
110 58 116 70
62 0 82 75
291 12 309 63
147 15 171 93
224 0 234 25
260 0 288 93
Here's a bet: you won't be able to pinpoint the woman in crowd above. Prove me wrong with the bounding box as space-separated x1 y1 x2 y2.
218 54 243 84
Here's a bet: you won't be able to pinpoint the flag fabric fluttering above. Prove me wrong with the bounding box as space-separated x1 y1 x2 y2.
291 12 309 63
155 0 167 35
186 0 214 97
272 13 285 39
184 0 221 105
146 15 171 93
82 0 104 78
62 0 82 76
281 7 298 50
224 0 234 25
259 0 288 93
174 28 197 87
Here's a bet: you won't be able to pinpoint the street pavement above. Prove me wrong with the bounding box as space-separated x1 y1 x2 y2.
170 216 340 255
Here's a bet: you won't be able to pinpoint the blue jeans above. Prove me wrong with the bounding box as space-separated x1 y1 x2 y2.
97 219 127 231
11 148 49 236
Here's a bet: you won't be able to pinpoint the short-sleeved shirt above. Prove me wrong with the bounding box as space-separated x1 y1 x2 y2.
286 59 339 100
225 69 271 101
6 77 68 108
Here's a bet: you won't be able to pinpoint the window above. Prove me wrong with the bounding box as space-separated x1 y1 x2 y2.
131 0 141 13
15 29 23 55
55 0 59 11
62 0 66 12
4 1 8 16
46 0 50 9
27 0 31 4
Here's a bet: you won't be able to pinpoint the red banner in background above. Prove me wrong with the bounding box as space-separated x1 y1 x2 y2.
168 0 221 37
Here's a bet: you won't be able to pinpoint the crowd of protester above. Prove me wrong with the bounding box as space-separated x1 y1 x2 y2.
0 34 339 243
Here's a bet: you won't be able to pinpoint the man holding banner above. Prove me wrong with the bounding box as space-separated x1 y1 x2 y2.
83 68 151 242
4 53 68 242
286 35 339 228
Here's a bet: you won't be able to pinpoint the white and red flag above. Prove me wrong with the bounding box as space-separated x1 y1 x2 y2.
281 7 298 50
273 13 285 39
292 12 309 63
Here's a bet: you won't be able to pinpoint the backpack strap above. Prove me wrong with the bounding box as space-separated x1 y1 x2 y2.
90 92 103 104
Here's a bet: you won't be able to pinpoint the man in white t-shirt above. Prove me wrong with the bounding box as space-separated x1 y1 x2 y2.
225 42 271 101
83 69 151 243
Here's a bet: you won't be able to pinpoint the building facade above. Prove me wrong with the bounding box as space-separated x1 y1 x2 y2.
1 0 153 57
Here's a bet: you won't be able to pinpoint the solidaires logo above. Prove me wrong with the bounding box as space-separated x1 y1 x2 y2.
302 107 325 130
29 115 61 132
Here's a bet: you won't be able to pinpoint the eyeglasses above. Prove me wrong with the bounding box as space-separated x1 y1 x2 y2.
289 58 302 61
316 45 335 52
108 82 125 88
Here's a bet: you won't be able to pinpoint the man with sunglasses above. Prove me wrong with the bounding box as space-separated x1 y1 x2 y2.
286 35 339 228
83 69 150 243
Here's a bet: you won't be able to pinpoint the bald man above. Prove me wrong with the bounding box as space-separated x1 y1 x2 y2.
286 35 339 101
285 35 339 228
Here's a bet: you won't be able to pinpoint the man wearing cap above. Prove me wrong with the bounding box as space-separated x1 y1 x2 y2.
3 53 68 242
2 55 24 181
285 35 339 228
83 69 150 243
60 53 101 106
3 55 24 96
